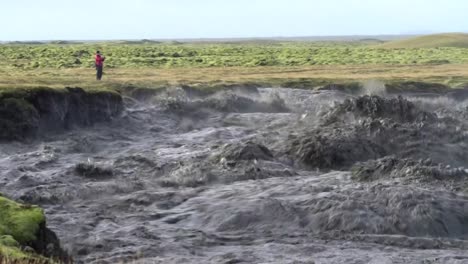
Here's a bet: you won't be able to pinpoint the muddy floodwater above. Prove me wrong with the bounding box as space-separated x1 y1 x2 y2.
2 87 468 263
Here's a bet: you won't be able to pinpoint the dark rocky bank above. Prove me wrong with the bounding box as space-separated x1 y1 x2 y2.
0 86 122 261
0 87 123 141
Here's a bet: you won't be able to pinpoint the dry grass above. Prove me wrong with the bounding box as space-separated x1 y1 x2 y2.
0 256 54 264
1 64 468 90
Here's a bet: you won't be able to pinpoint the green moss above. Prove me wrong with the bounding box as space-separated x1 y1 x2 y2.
2 41 468 70
0 235 20 248
0 198 54 263
0 196 45 244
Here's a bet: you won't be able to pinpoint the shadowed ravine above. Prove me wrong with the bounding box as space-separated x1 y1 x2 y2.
2 87 468 263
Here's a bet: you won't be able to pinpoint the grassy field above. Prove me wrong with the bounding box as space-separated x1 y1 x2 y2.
1 64 468 90
1 34 468 90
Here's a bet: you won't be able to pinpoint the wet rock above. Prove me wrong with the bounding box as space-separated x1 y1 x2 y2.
75 162 114 179
32 222 70 261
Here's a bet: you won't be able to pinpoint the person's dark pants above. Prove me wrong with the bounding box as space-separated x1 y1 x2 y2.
96 66 103 80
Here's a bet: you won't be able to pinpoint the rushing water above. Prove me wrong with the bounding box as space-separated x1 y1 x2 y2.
1 88 468 264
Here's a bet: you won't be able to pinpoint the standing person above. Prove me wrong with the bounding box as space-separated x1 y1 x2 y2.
95 51 105 80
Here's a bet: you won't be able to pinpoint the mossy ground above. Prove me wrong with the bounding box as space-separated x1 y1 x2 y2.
0 196 53 263
0 196 44 243
2 40 468 70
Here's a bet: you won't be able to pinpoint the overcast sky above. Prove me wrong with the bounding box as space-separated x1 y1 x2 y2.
1 0 467 40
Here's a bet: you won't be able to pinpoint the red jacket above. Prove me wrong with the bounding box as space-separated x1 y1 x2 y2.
95 54 105 66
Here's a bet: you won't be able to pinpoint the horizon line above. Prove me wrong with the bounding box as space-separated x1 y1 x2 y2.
2 32 468 43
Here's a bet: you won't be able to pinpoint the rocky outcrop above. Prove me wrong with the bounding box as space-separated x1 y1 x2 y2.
0 87 123 140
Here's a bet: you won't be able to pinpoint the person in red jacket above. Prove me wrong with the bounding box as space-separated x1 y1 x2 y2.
95 51 105 80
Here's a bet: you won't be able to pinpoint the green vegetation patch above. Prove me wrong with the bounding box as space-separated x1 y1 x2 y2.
0 195 45 244
2 41 468 70
0 196 53 263
0 235 20 248
0 243 30 261
0 242 54 263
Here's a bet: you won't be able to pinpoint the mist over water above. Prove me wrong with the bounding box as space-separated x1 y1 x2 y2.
2 86 468 263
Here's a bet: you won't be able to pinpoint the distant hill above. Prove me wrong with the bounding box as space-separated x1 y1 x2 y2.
357 38 385 44
379 33 468 48
48 40 84 45
117 39 162 45
4 41 44 45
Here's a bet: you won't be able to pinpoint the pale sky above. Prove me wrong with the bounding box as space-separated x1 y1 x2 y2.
1 0 467 40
